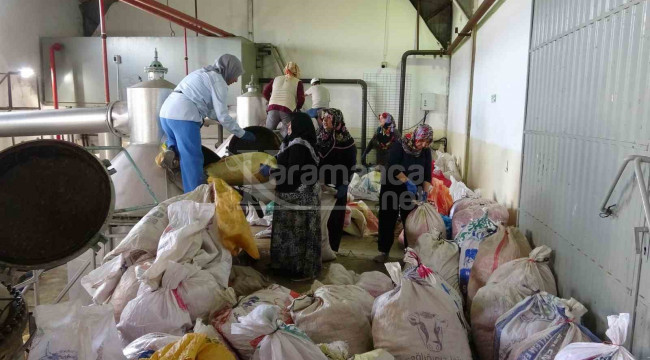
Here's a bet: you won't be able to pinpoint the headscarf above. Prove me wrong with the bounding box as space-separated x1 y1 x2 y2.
284 62 301 79
317 108 355 158
278 112 319 165
376 112 398 150
203 54 244 83
401 124 433 157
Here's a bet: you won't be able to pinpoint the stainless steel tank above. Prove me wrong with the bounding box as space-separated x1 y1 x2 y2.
237 76 267 128
127 79 175 145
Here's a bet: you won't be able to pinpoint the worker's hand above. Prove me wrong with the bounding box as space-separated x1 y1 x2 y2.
361 154 368 167
241 131 256 142
405 180 418 195
336 185 349 200
424 181 434 195
259 164 272 178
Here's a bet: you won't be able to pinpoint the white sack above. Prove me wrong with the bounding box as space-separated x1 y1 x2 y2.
371 249 471 360
122 333 181 360
556 313 635 360
324 263 359 285
290 285 375 355
231 305 328 360
109 254 153 322
456 212 499 298
413 233 460 292
355 271 394 298
81 253 130 305
28 302 125 360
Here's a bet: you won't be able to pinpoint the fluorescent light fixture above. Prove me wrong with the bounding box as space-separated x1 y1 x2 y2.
19 67 35 78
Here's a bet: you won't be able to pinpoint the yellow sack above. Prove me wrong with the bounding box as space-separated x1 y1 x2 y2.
205 152 277 186
147 333 236 360
209 177 260 259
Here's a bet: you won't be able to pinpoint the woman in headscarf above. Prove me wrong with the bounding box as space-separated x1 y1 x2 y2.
159 54 255 192
258 112 321 280
361 112 401 167
316 108 357 253
263 62 305 137
374 123 434 263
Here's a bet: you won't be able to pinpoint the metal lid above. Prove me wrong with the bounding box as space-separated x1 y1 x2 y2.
0 140 114 271
228 126 282 155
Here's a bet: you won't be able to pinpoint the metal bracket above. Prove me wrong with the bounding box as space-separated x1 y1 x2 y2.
634 227 648 257
601 155 650 224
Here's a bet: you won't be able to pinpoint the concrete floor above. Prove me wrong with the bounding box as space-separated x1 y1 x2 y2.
22 221 405 310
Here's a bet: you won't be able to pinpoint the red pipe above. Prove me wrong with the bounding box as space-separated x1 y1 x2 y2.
49 43 63 140
120 0 215 37
99 0 110 104
184 27 189 75
49 43 63 110
126 0 234 37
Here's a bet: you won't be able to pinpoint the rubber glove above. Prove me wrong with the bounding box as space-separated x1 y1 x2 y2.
241 131 256 142
259 164 271 178
405 180 417 195
336 185 349 200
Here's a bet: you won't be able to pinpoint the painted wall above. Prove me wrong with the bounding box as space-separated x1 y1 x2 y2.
447 0 532 218
104 0 450 139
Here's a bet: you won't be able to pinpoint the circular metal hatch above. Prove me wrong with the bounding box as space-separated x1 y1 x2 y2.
0 140 114 271
227 126 282 155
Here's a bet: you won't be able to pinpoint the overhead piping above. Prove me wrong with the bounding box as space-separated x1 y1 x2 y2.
99 0 110 104
49 43 63 140
184 28 189 75
119 0 234 37
447 0 497 55
259 78 369 154
398 49 446 132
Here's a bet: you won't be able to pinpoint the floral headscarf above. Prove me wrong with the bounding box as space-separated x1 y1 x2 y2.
401 124 433 157
317 108 355 158
376 112 399 150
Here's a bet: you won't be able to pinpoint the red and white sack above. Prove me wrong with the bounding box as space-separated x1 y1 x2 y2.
508 299 600 360
104 184 212 261
494 292 574 360
290 285 375 355
471 246 558 360
117 262 193 344
109 254 153 322
452 202 509 238
404 201 446 247
372 249 471 360
467 225 532 304
556 313 635 360
413 233 460 292
230 305 328 360
212 284 301 359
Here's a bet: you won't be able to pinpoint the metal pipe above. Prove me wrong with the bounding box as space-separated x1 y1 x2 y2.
416 0 421 50
447 0 497 55
398 50 446 132
463 26 477 182
49 43 63 110
184 27 189 75
259 78 369 154
99 0 110 104
0 101 127 137
126 0 234 37
119 0 215 37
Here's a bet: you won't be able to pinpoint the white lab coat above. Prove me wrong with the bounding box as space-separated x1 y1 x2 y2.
159 69 244 138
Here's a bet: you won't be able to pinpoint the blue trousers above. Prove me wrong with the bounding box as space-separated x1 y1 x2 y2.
160 117 204 193
306 107 323 119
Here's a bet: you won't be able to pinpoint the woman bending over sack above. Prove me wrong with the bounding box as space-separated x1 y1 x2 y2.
316 108 357 254
374 124 434 263
259 112 321 281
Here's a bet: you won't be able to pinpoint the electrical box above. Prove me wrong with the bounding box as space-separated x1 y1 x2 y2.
421 93 437 110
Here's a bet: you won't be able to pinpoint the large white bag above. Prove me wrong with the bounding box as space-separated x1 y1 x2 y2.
495 292 582 360
291 285 375 355
404 202 446 247
456 212 499 298
172 262 222 321
231 304 328 360
109 254 153 322
28 302 125 360
142 200 215 287
212 284 301 359
372 249 471 360
81 253 130 305
117 261 193 343
105 184 212 261
324 263 359 285
507 298 600 360
556 313 635 360
324 263 394 298
471 246 558 360
413 233 460 292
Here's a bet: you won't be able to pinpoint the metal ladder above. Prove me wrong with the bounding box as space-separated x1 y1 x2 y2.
600 155 650 350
